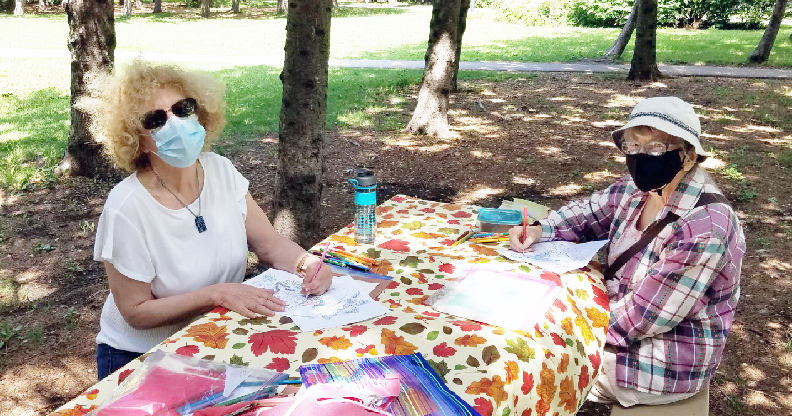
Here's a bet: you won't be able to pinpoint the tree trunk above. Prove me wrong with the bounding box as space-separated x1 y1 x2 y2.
231 0 239 13
153 0 161 13
604 0 640 59
123 0 131 17
331 0 337 7
134 0 141 8
201 0 210 18
451 0 470 92
63 0 117 179
627 0 661 81
277 0 287 14
749 0 788 64
39 0 47 12
405 0 462 137
13 0 23 15
272 0 332 248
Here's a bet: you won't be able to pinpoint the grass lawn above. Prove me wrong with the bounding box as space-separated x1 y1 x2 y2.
1 5 790 65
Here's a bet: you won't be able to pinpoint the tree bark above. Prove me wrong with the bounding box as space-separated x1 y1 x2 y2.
627 0 661 81
272 0 332 248
451 0 470 92
134 0 141 8
13 0 23 15
277 0 287 14
123 0 131 17
604 0 640 59
749 0 788 64
405 0 462 137
153 0 161 13
231 0 239 13
201 0 210 18
63 0 117 179
39 0 47 12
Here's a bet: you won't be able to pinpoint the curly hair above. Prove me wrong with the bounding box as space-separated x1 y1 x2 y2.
77 61 226 172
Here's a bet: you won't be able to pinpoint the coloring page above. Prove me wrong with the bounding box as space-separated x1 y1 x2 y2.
499 240 608 274
244 270 387 331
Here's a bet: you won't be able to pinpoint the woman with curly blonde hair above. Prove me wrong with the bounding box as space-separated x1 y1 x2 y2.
83 61 333 379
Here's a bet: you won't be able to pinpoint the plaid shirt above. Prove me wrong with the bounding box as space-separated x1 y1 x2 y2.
539 167 745 394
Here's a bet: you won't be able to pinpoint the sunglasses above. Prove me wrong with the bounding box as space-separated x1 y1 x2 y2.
142 98 197 130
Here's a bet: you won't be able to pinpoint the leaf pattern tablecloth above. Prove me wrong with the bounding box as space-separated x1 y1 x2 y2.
52 195 609 416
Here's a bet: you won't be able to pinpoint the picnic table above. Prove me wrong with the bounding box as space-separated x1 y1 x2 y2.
52 195 610 416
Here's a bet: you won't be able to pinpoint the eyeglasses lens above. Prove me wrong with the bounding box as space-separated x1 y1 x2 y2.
141 98 197 130
621 141 669 156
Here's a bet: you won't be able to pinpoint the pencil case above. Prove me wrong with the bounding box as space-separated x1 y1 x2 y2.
476 208 523 233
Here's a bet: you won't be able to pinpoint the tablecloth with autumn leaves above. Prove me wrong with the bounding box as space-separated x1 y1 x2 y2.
52 195 610 416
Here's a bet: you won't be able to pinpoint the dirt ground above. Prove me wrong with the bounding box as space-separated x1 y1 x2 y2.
0 74 790 415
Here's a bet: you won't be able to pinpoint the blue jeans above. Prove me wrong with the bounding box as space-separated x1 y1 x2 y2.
96 343 143 380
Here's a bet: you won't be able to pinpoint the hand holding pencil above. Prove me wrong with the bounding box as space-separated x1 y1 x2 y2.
300 244 334 295
509 217 541 253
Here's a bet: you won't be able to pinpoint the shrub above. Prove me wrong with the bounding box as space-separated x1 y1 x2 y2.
485 0 575 27
568 0 631 27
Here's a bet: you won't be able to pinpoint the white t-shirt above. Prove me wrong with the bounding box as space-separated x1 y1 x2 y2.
94 152 250 353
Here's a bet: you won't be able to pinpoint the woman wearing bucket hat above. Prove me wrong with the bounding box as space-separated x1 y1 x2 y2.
510 97 745 406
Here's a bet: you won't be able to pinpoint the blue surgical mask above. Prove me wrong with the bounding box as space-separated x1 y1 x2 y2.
151 114 206 169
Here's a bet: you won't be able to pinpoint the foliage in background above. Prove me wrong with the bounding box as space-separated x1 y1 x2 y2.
484 0 786 28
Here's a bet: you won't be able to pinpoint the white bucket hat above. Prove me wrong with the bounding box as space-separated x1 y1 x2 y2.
611 96 708 157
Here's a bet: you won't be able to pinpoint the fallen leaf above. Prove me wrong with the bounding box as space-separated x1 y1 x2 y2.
175 345 200 357
450 319 483 332
504 338 536 362
586 306 609 328
317 357 343 364
535 363 557 416
342 325 368 337
329 235 359 245
302 348 318 363
521 372 535 394
557 353 570 373
377 239 410 252
557 376 577 413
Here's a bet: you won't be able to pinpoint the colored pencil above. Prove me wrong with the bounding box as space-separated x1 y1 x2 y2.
469 237 510 243
522 207 528 244
449 231 474 248
307 242 331 288
332 249 377 265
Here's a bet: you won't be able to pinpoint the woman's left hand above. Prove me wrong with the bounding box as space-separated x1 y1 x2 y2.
301 255 333 295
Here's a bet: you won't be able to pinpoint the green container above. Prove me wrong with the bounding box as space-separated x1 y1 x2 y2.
476 208 523 233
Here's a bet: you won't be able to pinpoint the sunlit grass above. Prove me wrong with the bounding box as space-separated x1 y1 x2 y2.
1 7 790 66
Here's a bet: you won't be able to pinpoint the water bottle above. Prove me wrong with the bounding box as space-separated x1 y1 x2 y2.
348 168 377 244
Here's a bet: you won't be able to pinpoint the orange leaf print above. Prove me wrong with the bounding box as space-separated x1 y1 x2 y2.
465 375 508 406
557 376 577 413
407 295 429 305
468 257 491 264
370 259 394 275
575 315 595 344
381 328 418 355
470 244 499 257
329 235 359 245
586 307 609 328
561 317 574 336
51 405 98 416
317 357 344 364
83 389 99 400
441 203 463 211
401 221 424 230
535 362 557 416
185 322 229 349
319 335 353 351
411 231 446 239
379 220 400 229
557 353 570 373
504 360 520 384
455 334 488 347
492 328 506 335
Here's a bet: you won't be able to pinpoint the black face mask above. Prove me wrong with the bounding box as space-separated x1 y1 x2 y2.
625 150 684 194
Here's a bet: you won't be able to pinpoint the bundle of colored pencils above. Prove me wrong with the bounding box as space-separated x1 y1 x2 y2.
468 232 509 243
311 248 377 272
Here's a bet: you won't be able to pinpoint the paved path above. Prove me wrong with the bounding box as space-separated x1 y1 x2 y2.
3 48 792 79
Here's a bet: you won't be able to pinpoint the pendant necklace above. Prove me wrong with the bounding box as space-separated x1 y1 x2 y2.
152 166 207 233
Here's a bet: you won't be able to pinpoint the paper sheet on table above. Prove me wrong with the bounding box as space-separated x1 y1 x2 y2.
498 198 550 221
432 269 561 330
244 270 388 331
499 239 608 274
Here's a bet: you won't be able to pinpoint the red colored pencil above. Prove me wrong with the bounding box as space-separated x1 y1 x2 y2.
522 207 528 244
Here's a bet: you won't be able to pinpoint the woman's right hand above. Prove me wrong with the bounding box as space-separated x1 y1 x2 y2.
509 225 542 253
205 283 286 318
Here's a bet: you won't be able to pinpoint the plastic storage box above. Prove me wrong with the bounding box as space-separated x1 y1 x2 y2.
476 208 524 233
